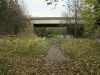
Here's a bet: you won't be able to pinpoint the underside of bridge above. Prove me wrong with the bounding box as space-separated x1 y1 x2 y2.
33 24 83 27
33 24 84 37
33 24 66 27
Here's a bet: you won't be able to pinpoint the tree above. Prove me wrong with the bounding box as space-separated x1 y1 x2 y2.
45 0 83 37
0 0 30 35
81 0 100 38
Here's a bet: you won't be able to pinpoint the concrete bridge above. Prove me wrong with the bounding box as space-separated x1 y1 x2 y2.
30 17 84 27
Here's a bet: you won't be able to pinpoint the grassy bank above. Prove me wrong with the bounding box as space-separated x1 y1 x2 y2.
60 39 100 74
0 37 51 75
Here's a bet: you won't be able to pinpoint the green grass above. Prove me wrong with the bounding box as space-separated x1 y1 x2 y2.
59 38 100 74
0 37 51 75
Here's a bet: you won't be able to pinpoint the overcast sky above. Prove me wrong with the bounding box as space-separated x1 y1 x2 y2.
23 0 68 17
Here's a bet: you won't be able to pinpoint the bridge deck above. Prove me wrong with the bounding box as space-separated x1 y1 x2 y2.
30 17 84 25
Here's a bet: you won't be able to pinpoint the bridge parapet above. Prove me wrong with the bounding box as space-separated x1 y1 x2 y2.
30 17 84 25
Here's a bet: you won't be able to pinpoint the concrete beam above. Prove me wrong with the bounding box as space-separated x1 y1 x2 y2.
30 17 84 25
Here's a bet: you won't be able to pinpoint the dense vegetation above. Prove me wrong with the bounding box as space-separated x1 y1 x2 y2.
0 0 30 35
59 39 100 74
0 37 51 75
82 0 100 38
34 27 64 37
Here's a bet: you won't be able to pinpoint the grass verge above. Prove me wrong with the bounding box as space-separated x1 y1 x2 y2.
0 37 51 75
59 38 100 74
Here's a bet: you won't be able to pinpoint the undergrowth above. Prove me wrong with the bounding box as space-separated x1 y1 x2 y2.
59 38 100 74
0 37 51 75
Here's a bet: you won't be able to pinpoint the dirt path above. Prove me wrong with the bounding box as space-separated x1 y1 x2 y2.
36 42 68 75
44 42 65 65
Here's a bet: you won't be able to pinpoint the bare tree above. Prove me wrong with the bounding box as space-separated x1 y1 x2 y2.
45 0 83 37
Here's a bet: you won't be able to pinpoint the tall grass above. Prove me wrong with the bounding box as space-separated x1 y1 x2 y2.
59 39 100 74
0 37 51 75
